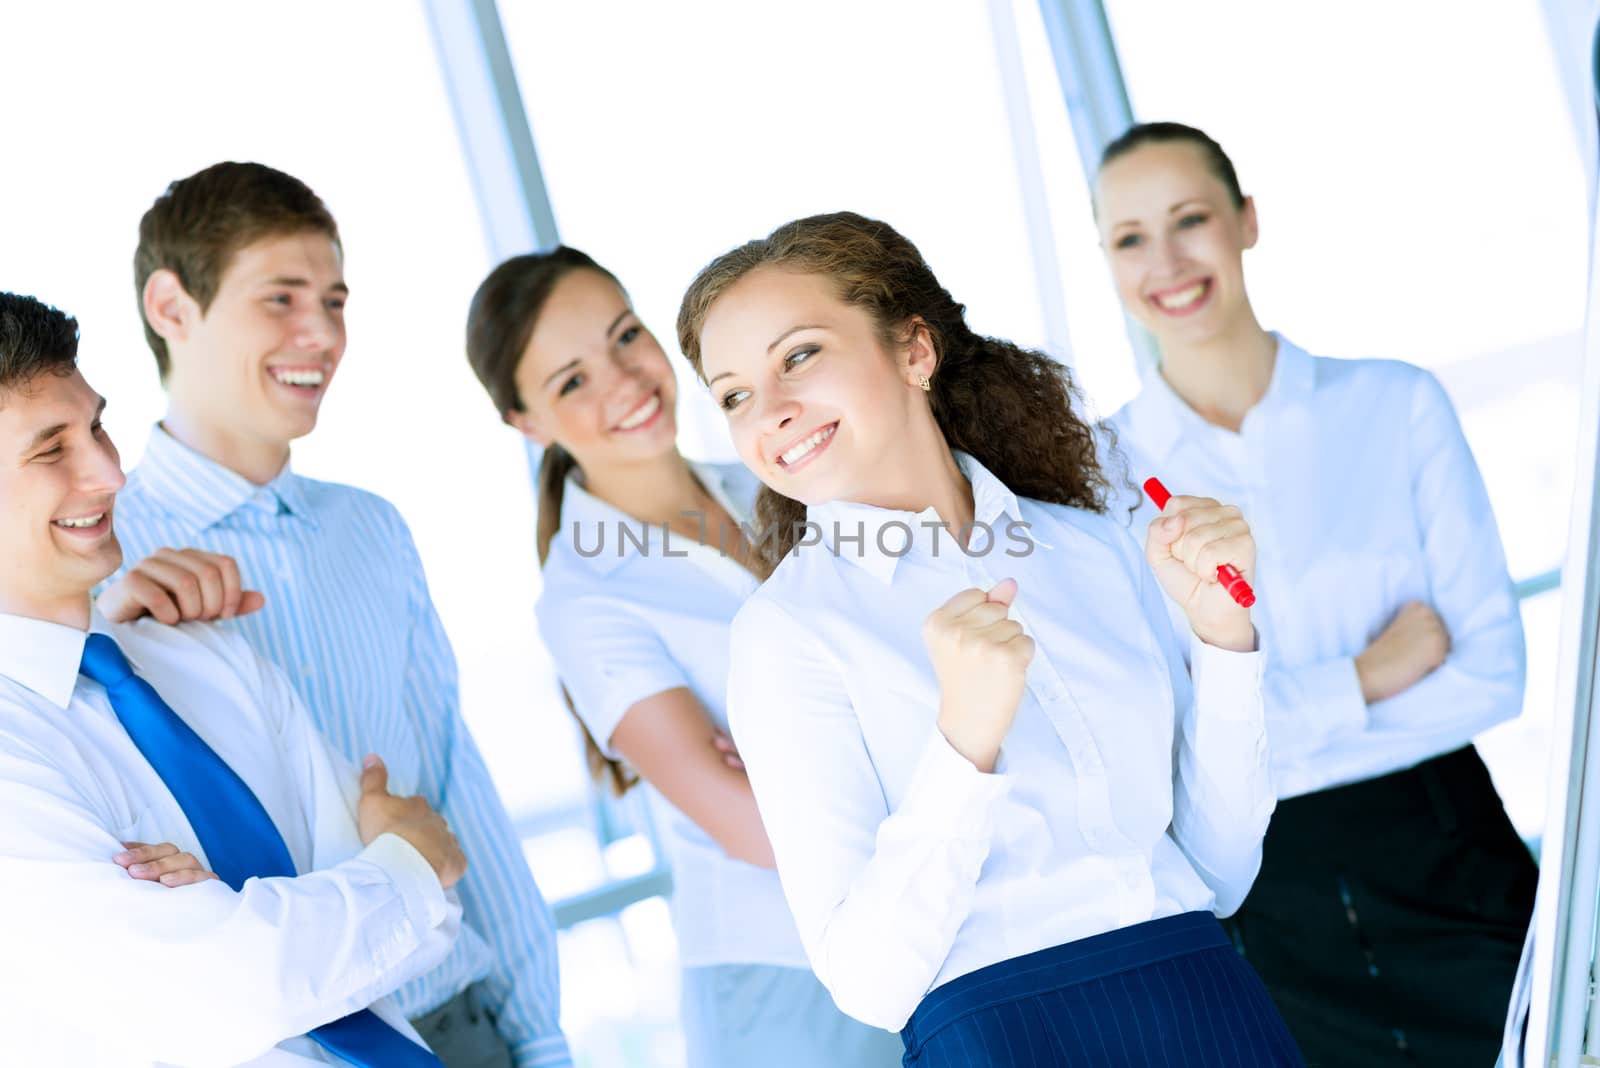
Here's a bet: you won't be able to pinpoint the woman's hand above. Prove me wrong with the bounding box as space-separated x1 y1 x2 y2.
924 579 1034 773
1145 495 1256 652
114 841 219 888
1355 601 1451 703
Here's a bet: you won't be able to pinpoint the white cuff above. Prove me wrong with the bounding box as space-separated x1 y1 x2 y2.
1189 630 1266 725
360 832 450 933
1302 655 1370 736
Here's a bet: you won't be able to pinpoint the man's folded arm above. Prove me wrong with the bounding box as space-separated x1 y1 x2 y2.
0 753 455 1067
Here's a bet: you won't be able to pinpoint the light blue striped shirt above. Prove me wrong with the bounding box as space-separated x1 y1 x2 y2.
113 426 571 1068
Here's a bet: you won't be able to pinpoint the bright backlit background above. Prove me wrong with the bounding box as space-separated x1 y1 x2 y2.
0 3 1584 1064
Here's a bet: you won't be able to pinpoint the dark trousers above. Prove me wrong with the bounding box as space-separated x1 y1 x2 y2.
900 911 1304 1067
410 983 514 1068
1222 746 1536 1068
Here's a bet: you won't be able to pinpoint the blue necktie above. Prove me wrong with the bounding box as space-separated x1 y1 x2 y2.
81 633 443 1068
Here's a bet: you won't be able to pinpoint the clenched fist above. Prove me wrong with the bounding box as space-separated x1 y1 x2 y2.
1355 601 1451 703
924 579 1034 773
98 548 266 625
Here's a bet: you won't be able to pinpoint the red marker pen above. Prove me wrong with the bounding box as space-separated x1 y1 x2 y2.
1142 477 1257 609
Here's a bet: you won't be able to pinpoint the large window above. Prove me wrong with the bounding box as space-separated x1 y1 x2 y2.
497 0 1105 458
2 4 1586 1065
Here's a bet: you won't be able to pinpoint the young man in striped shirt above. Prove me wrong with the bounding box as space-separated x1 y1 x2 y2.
98 162 571 1068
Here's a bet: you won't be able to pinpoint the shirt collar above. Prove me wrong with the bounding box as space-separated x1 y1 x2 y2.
1265 333 1315 404
1119 332 1312 461
808 451 1026 584
556 460 754 576
267 466 314 521
0 605 119 710
130 425 315 537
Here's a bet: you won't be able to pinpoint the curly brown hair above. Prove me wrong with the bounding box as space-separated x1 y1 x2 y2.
677 211 1111 577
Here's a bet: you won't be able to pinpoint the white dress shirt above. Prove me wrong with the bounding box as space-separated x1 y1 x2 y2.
116 426 570 1068
0 608 460 1067
1108 334 1526 800
536 461 811 970
724 452 1273 1031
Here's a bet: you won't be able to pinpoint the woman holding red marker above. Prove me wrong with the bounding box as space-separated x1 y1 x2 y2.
1099 122 1535 1066
678 212 1303 1064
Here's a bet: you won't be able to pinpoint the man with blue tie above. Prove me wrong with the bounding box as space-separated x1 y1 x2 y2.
0 290 468 1065
96 162 570 1068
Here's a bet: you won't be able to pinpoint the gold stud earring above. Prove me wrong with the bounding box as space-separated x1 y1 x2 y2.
917 374 932 393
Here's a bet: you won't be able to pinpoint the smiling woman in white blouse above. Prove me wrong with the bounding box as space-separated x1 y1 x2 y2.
676 211 1305 1066
1098 122 1536 1067
463 249 904 1068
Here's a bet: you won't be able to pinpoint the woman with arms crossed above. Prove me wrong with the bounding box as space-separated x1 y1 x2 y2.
1098 122 1535 1066
678 212 1303 1065
464 248 903 1068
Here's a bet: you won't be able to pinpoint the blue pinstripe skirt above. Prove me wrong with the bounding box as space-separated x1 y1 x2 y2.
900 912 1305 1067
